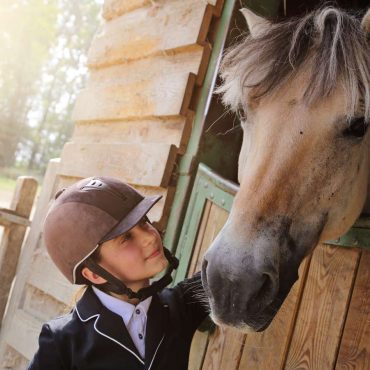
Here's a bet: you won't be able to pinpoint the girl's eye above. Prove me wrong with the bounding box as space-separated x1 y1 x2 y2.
121 232 131 243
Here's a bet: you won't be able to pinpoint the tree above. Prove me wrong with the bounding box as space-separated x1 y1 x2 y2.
24 0 102 174
0 0 102 176
0 0 58 168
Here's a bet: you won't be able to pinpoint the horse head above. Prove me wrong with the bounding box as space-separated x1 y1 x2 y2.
202 6 370 332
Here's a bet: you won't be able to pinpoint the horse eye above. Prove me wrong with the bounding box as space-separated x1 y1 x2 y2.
342 117 368 138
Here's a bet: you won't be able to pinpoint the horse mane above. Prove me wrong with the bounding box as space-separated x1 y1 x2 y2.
216 6 370 121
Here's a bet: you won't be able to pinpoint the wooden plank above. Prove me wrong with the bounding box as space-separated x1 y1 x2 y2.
1 344 29 370
59 142 178 188
28 251 77 306
0 177 38 325
336 250 370 369
90 0 212 67
189 330 209 370
191 202 229 274
72 49 203 122
202 326 246 370
238 257 311 370
71 117 186 147
5 309 43 361
188 202 232 369
102 0 149 20
0 160 60 363
0 209 31 227
187 200 212 276
102 0 219 21
285 244 360 370
23 284 69 322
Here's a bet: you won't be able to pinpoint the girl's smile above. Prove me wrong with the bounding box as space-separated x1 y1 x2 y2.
82 217 169 302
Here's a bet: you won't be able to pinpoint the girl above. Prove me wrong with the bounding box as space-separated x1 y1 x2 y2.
27 176 210 370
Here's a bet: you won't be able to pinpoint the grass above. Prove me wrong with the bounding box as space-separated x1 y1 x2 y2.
0 175 17 192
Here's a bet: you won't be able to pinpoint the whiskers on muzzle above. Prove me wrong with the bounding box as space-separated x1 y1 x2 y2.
181 276 211 313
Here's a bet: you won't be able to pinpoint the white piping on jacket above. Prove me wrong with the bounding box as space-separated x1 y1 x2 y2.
75 305 144 364
148 335 165 370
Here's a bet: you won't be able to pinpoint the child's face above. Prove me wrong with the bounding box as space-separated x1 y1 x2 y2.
97 218 169 285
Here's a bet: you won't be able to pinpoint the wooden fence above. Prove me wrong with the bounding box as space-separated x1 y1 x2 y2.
0 177 38 325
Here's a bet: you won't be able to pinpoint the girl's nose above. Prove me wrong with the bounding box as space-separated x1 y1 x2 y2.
138 224 157 246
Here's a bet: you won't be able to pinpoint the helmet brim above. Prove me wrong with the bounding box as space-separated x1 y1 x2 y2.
99 194 163 244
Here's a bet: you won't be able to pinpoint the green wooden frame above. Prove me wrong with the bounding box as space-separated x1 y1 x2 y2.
173 163 238 284
173 163 370 285
326 218 370 249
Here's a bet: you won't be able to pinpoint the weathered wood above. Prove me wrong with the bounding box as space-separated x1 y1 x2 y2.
187 202 233 369
28 251 77 306
285 244 360 369
0 160 60 361
72 117 186 147
90 0 213 67
72 49 203 122
336 250 370 369
238 257 311 370
102 0 219 22
1 344 29 370
0 177 38 325
102 0 149 20
191 202 229 274
189 330 209 370
202 326 246 370
6 309 42 361
187 200 212 276
59 142 178 188
0 209 31 228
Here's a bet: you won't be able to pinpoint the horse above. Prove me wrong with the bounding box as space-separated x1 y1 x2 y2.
201 6 370 332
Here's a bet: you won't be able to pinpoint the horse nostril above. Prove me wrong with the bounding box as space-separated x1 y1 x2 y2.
249 273 278 311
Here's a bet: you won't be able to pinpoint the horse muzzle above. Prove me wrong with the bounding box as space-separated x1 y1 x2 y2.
201 230 301 331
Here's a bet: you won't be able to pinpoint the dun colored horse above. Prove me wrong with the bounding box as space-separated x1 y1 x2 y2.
201 6 370 331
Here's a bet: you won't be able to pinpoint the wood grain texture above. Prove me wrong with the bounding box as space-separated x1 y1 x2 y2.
102 0 219 21
72 117 186 147
5 309 42 360
238 257 311 370
202 326 246 370
28 250 77 306
285 244 360 370
102 0 149 20
335 250 370 370
0 177 38 324
189 330 210 370
72 48 203 122
190 201 229 275
90 0 211 67
59 142 177 187
187 200 212 277
0 161 60 362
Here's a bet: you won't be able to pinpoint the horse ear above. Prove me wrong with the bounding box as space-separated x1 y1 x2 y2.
361 9 370 34
240 8 271 37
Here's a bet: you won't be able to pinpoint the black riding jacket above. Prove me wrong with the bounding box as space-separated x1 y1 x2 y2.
27 272 208 370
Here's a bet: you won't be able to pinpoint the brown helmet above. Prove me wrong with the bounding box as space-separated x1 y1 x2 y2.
43 176 162 284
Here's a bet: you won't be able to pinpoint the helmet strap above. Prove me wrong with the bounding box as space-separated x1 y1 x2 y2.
84 247 179 301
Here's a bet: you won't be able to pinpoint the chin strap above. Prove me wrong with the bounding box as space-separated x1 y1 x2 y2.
84 247 179 301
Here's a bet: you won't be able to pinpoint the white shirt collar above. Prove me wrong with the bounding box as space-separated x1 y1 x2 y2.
92 286 152 326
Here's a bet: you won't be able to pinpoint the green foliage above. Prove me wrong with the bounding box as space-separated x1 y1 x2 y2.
0 0 102 174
